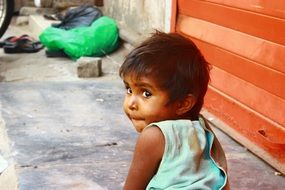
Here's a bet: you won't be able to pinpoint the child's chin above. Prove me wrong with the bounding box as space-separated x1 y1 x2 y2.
132 122 146 133
133 125 143 133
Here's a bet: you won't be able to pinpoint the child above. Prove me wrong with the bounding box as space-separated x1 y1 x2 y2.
119 31 229 190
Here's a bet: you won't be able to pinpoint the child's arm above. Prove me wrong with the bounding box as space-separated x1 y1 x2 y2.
123 126 165 190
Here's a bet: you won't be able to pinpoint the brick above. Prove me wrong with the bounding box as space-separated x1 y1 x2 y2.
77 57 102 78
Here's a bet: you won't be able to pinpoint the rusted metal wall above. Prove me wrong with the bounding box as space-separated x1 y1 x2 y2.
171 0 285 173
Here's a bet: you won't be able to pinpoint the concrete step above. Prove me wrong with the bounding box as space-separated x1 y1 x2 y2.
28 14 57 37
26 8 144 47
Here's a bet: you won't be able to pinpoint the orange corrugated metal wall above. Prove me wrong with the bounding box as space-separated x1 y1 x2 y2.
171 0 285 173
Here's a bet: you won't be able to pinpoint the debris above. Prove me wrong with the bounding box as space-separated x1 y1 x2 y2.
274 171 283 176
96 98 104 102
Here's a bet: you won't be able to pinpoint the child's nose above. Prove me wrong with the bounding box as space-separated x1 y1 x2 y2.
128 96 138 110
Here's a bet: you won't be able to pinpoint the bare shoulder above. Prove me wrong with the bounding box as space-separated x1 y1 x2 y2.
134 126 165 163
123 126 165 190
138 126 165 151
141 126 164 139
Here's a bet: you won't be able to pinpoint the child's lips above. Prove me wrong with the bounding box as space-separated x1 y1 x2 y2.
130 117 145 122
127 113 144 121
130 117 144 121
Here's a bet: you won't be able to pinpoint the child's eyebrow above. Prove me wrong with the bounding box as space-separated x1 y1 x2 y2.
136 82 154 89
123 79 155 89
123 80 129 85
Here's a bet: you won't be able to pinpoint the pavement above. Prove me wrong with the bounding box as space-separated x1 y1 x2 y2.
0 13 284 190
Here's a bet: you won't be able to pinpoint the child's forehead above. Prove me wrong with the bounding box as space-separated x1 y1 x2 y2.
124 73 150 83
123 73 159 87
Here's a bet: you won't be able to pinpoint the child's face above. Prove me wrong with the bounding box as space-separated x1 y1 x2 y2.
123 74 179 132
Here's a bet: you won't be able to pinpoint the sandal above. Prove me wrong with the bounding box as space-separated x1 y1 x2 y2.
0 35 29 48
3 36 44 54
0 36 19 47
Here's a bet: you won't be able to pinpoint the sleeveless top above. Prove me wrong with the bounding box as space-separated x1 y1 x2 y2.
145 119 228 190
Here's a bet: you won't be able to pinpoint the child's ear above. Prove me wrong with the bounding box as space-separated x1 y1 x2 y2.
176 94 196 115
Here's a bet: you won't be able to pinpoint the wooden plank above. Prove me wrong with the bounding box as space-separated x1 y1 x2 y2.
210 66 285 126
176 15 285 74
187 37 285 100
203 0 285 18
178 0 285 45
205 87 285 162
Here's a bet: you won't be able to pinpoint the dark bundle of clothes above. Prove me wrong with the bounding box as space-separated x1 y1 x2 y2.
52 4 103 30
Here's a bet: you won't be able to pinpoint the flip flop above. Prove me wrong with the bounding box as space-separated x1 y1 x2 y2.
3 37 44 54
0 36 18 47
0 35 30 48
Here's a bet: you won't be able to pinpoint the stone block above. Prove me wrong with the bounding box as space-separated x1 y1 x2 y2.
77 57 102 78
19 6 55 16
15 16 29 26
53 0 94 10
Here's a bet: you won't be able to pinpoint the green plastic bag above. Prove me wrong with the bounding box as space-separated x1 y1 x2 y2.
39 16 119 59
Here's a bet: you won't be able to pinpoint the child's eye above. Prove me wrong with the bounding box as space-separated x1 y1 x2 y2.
126 87 132 94
142 91 152 98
